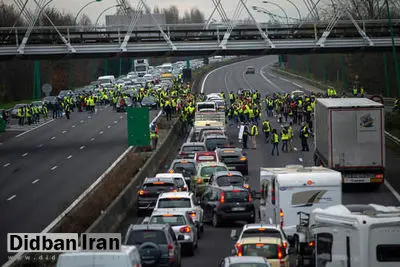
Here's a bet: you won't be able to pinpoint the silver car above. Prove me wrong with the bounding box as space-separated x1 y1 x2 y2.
147 210 198 256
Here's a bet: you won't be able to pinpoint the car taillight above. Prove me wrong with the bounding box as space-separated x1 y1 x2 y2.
283 242 288 249
239 157 247 161
280 208 284 228
376 174 383 179
236 243 243 256
196 177 203 184
277 245 283 259
308 240 315 247
188 211 196 218
139 190 148 196
248 193 253 202
180 226 191 233
168 244 174 260
219 191 225 203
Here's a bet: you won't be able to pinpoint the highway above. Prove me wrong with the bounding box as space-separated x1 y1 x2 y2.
119 56 400 267
0 106 158 264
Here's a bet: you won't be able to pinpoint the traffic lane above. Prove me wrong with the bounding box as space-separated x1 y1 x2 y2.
0 107 126 200
261 67 400 206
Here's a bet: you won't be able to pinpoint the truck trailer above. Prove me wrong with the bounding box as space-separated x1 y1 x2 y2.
313 98 385 188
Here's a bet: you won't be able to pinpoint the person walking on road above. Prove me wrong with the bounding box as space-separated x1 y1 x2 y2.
281 127 289 152
262 119 271 143
242 123 249 149
251 123 258 150
301 123 310 151
271 129 279 156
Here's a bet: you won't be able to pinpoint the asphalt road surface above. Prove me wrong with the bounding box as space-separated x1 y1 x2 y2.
117 56 400 267
0 106 158 264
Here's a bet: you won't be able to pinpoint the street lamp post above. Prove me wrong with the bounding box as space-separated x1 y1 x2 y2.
260 1 290 25
264 0 301 21
95 4 121 28
385 0 400 96
73 0 102 26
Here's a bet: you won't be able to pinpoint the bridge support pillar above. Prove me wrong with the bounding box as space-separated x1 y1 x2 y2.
383 53 391 97
186 57 190 69
104 59 109 75
131 58 135 72
69 60 73 90
306 56 310 78
340 55 347 90
119 57 123 77
278 55 283 67
33 60 40 100
322 55 327 83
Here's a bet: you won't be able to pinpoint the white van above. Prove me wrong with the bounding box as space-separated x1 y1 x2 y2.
56 245 141 267
97 75 115 84
297 204 400 267
258 165 342 237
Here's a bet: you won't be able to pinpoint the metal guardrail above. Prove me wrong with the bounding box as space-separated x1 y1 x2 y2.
385 131 400 145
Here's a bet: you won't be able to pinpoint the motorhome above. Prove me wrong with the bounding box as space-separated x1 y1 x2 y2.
134 59 149 77
293 204 400 267
258 165 342 237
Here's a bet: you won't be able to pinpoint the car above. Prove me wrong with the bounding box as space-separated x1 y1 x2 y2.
209 171 250 190
245 66 256 74
11 103 27 118
198 127 225 142
31 100 43 110
192 162 229 196
143 74 154 83
219 256 270 267
194 151 218 165
291 90 305 100
153 191 204 234
178 142 207 159
141 96 157 109
123 224 182 267
233 237 289 267
215 100 226 112
146 210 198 256
204 134 230 151
137 177 179 216
199 186 256 227
215 148 249 175
155 173 188 192
238 88 254 96
116 97 133 112
199 130 225 142
169 159 196 187
56 245 142 267
42 96 57 106
231 224 289 255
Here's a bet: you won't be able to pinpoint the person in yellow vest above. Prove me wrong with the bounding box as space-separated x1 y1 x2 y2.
271 129 279 156
360 86 365 97
352 86 358 97
262 119 271 143
281 127 289 152
251 123 258 149
287 124 294 151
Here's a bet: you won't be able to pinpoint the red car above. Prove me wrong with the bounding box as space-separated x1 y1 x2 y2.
194 151 218 165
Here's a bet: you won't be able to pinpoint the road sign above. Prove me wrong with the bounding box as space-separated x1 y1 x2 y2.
42 83 52 97
127 107 150 147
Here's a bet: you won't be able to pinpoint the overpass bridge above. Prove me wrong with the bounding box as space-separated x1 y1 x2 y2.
1 20 400 59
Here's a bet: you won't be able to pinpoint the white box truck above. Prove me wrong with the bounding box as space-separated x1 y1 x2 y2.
313 98 385 188
292 204 400 267
258 165 342 237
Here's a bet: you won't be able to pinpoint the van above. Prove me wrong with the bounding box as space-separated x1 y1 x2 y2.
258 165 342 237
196 102 216 113
97 75 115 84
56 245 142 267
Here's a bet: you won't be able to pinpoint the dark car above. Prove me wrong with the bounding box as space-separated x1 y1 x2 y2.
124 224 182 267
141 96 157 109
204 135 230 151
137 177 178 216
197 126 225 142
169 159 197 186
215 148 248 175
178 142 207 159
199 186 255 227
245 66 256 74
209 171 249 190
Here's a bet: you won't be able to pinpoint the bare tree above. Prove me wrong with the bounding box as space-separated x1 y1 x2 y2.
78 13 92 26
0 1 25 26
40 7 74 26
153 6 160 14
163 5 180 24
190 8 205 23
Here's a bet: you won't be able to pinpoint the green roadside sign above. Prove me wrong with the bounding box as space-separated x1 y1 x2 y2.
127 108 150 146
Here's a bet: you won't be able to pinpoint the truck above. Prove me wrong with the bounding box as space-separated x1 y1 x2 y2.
292 204 400 267
134 59 149 77
258 165 342 238
313 98 385 189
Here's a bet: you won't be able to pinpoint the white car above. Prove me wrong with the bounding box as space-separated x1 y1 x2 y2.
143 74 154 83
155 173 188 192
154 191 204 235
146 209 198 255
231 223 289 255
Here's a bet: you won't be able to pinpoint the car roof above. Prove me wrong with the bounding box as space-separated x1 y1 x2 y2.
243 224 282 231
159 191 192 198
181 142 206 146
240 237 281 245
171 159 196 164
156 173 184 179
143 177 175 184
215 185 248 191
197 162 227 168
131 224 169 231
216 148 242 154
195 151 216 156
225 256 268 264
151 209 189 217
204 134 228 139
212 171 243 177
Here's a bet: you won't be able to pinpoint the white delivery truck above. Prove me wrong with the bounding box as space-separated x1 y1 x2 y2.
194 102 225 140
134 59 149 77
258 165 342 237
313 98 385 188
292 204 400 267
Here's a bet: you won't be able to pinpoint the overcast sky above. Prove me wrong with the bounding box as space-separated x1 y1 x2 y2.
6 0 312 25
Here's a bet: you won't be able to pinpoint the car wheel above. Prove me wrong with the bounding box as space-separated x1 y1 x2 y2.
212 212 221 228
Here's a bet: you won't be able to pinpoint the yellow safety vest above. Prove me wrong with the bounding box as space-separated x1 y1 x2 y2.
273 133 279 143
262 121 270 132
251 125 258 136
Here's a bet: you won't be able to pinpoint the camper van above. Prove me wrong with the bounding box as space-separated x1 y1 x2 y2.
258 165 342 237
293 204 400 267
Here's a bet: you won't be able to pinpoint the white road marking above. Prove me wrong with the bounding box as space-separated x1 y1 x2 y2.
22 153 28 157
99 131 104 135
88 116 92 119
80 146 85 150
107 125 111 129
80 120 84 123
292 82 304 89
99 109 103 111
50 136 56 140
114 120 118 124
51 165 58 171
3 163 11 168
37 144 43 148
62 130 67 134
67 155 72 159
72 125 76 128
90 138 95 142
280 77 290 82
260 65 282 91
384 180 400 203
0 142 3 146
299 158 303 162
15 119 54 138
294 147 298 151
7 195 16 201
32 179 39 184
120 116 123 119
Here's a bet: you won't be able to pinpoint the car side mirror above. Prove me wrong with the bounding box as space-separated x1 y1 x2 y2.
230 230 238 241
287 236 295 247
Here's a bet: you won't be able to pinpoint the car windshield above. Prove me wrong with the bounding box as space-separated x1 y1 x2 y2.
200 166 227 176
142 183 176 192
173 178 185 187
216 176 244 186
149 215 186 226
230 264 269 267
182 146 205 152
205 138 229 150
242 229 282 239
242 243 279 258
157 198 191 208
127 230 167 245
225 191 249 203
172 164 196 176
